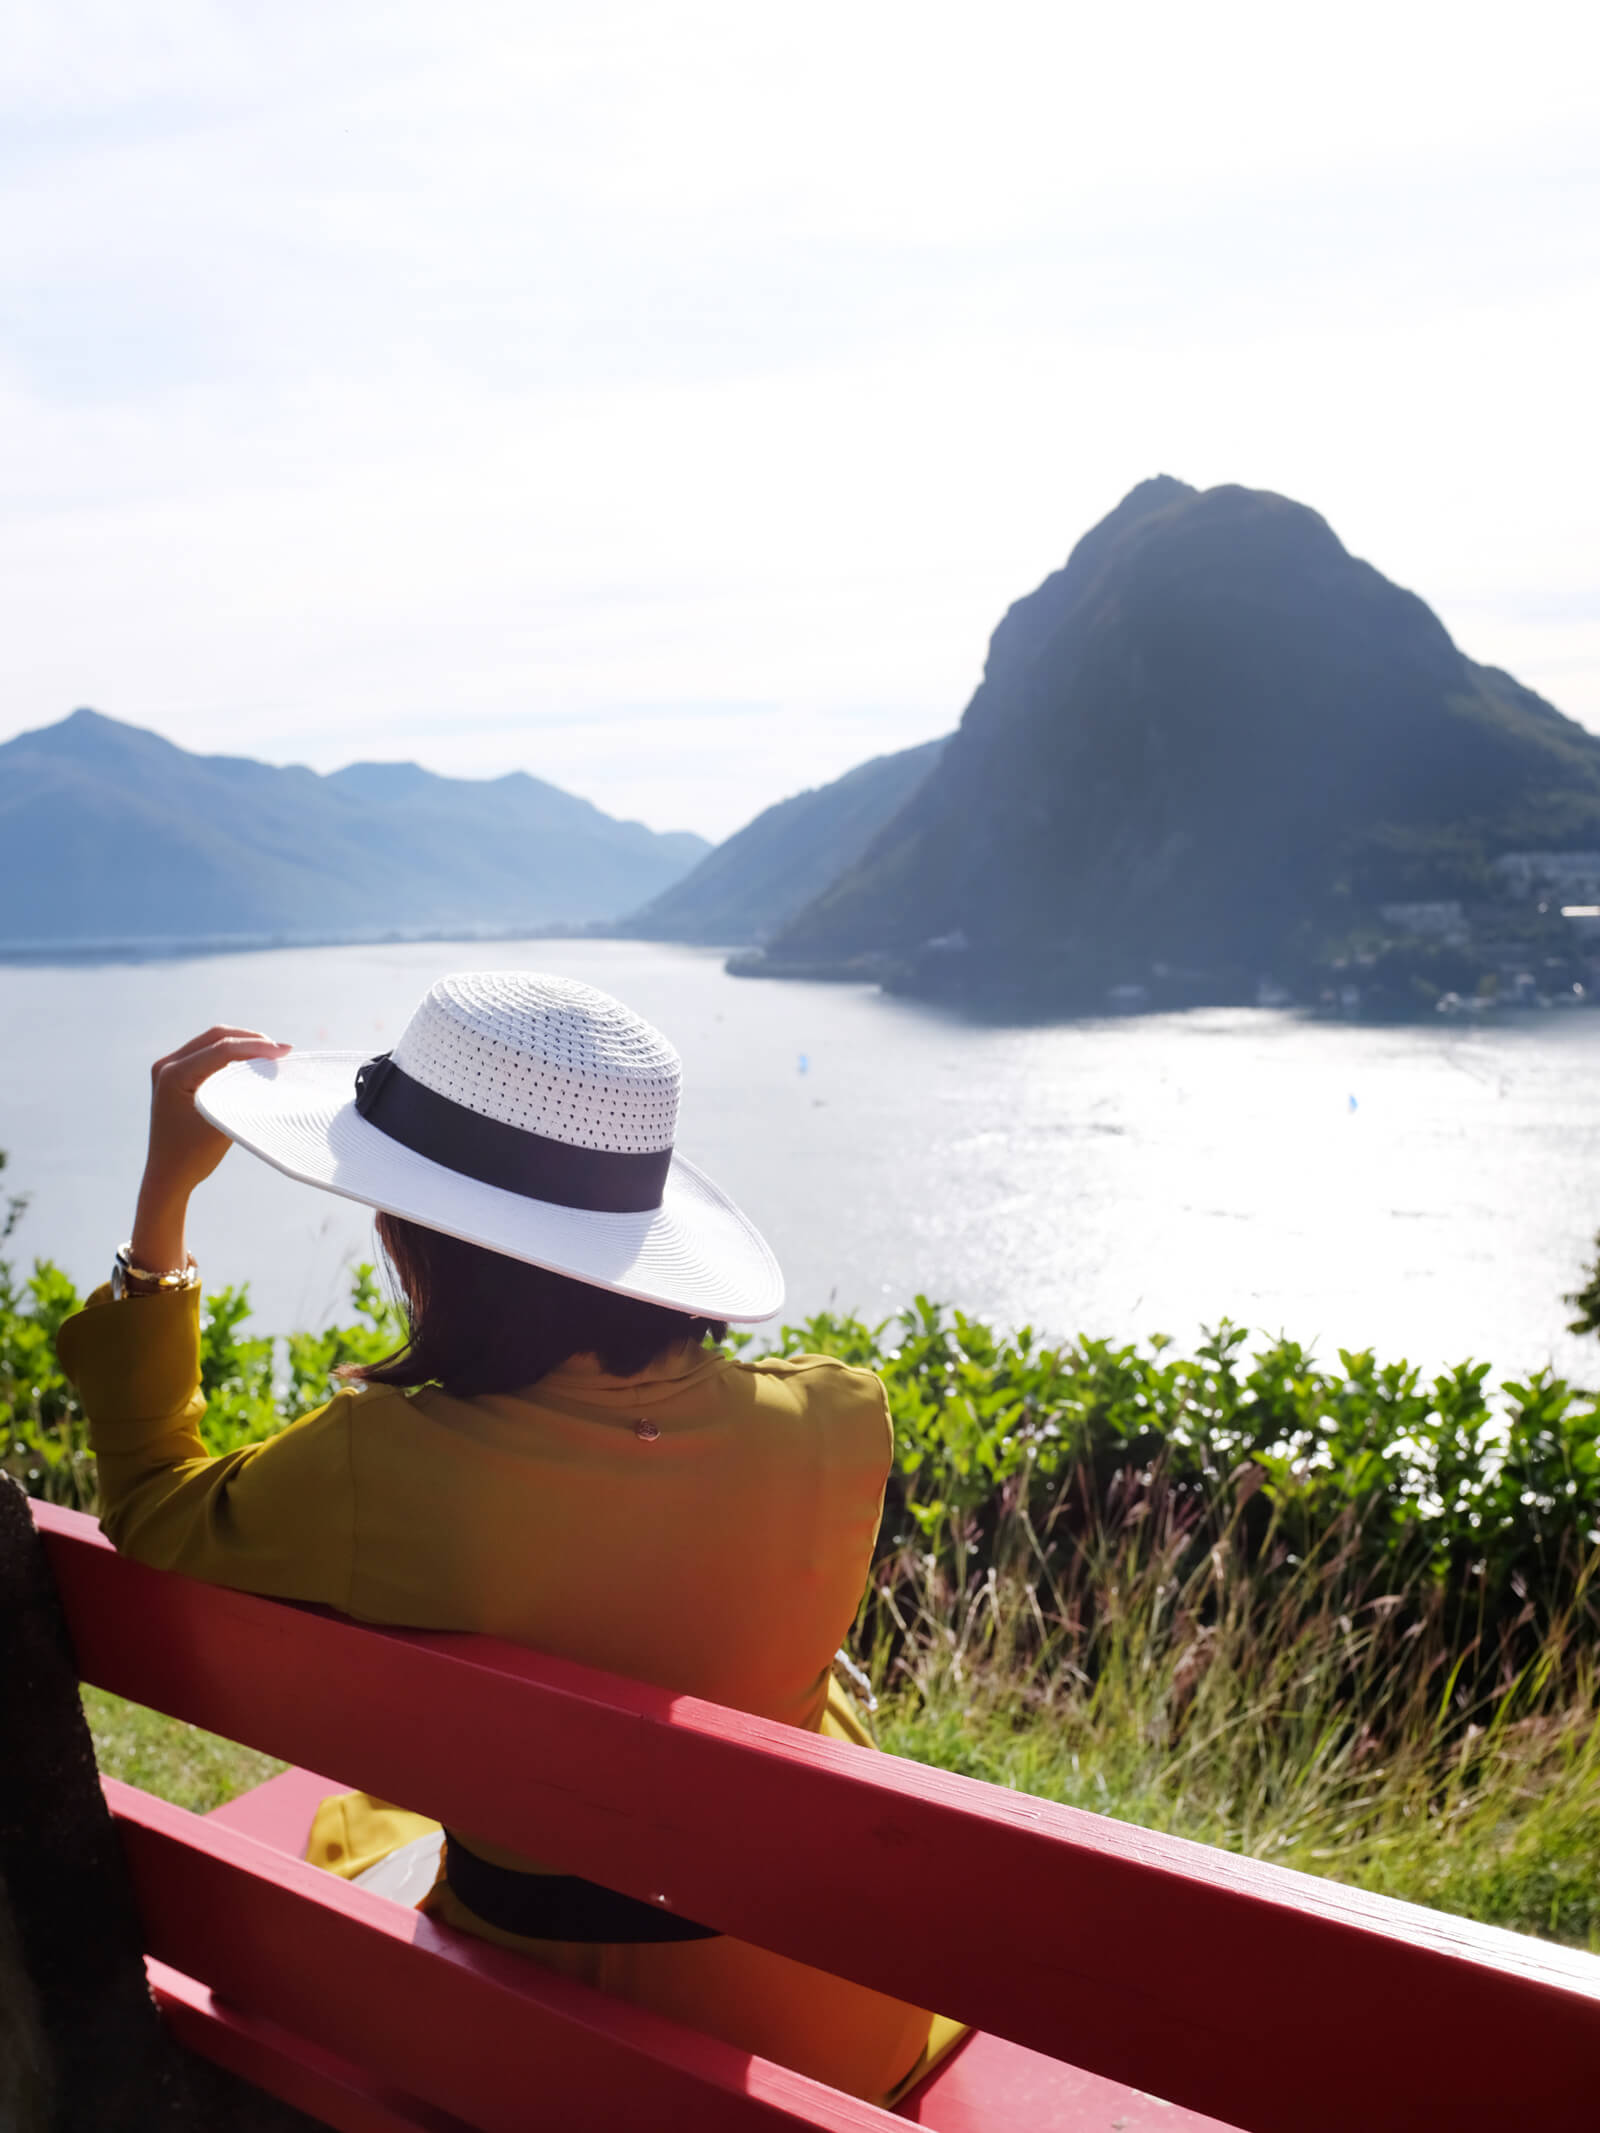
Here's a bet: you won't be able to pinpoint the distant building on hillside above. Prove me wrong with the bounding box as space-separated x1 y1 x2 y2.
1493 852 1600 901
1379 899 1470 945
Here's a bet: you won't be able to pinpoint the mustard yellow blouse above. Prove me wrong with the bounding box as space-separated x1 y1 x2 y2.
58 1284 944 2103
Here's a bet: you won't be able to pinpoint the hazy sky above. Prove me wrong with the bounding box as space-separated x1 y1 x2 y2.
4 1 1597 840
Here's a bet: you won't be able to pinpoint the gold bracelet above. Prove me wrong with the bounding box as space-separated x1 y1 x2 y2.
111 1242 199 1300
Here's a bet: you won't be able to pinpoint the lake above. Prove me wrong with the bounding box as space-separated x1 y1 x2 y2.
3 938 1598 1385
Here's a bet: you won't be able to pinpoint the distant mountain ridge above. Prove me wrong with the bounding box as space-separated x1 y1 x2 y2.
0 710 709 950
755 479 1600 1007
622 736 947 945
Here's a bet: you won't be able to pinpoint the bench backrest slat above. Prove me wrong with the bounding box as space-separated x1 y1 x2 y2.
110 1782 895 2133
41 1503 1600 2133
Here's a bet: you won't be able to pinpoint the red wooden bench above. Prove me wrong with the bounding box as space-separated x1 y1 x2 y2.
30 1497 1600 2133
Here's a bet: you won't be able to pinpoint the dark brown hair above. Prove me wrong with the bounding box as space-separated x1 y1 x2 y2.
352 1212 728 1397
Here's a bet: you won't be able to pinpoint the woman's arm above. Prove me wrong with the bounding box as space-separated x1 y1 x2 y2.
55 1023 361 1607
59 1284 361 1605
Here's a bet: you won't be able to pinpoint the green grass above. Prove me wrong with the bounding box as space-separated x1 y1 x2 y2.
859 1505 1600 1951
83 1688 284 1815
875 1669 1600 1949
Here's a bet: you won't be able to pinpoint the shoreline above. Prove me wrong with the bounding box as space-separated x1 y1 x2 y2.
3 929 1595 1028
0 921 621 968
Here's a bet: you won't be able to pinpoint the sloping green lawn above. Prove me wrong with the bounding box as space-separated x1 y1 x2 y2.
83 1687 284 1816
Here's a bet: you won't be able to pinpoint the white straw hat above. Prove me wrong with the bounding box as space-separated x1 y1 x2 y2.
196 972 783 1322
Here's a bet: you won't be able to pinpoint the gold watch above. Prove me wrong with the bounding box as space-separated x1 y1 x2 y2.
111 1242 199 1300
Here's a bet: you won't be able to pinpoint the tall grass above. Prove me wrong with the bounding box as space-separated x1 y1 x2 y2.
858 1447 1600 1946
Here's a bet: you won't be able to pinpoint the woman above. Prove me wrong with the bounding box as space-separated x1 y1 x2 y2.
57 972 956 2104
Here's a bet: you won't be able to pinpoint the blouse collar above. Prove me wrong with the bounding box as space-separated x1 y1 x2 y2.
537 1341 730 1401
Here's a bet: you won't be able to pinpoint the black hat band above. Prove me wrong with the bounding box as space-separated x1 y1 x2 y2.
353 1053 673 1215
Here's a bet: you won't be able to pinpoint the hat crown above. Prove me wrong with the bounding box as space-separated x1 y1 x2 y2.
391 973 680 1155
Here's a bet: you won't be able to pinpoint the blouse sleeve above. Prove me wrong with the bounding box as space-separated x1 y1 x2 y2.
55 1284 360 1611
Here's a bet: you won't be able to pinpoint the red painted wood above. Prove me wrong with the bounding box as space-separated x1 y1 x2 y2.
44 1503 1600 2133
895 2032 1242 2133
207 1756 1240 2133
110 1781 900 2133
147 1957 471 2133
208 1764 345 1854
219 1760 1243 2133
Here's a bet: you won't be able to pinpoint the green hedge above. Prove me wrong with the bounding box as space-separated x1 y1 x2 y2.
823 1297 1600 1648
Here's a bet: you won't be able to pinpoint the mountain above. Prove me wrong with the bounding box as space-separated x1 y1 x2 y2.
621 737 947 945
0 711 710 950
754 479 1600 1007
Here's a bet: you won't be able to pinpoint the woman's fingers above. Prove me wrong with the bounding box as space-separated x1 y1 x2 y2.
154 1025 283 1069
153 1028 289 1083
160 1036 292 1094
154 1025 254 1070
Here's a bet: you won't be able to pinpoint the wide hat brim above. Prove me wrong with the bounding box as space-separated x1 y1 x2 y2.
197 1051 784 1323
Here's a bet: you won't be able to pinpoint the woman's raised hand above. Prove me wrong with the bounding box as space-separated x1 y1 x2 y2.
129 1028 291 1274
